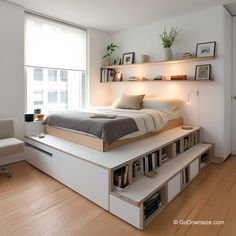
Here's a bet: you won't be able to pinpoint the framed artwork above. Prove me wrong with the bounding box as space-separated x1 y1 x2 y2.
196 41 216 58
195 64 211 80
122 52 135 65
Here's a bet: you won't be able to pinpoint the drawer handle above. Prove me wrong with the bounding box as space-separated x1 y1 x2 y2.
25 143 53 157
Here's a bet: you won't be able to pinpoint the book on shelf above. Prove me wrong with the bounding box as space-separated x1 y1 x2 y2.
175 140 181 154
180 139 184 152
151 153 156 170
132 160 142 178
101 68 116 82
181 168 189 185
172 143 177 158
142 151 160 175
161 153 169 163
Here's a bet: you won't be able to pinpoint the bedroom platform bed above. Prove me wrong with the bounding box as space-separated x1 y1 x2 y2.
24 126 212 229
44 117 183 152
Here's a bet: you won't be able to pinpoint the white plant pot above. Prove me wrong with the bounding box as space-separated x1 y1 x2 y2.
164 48 172 61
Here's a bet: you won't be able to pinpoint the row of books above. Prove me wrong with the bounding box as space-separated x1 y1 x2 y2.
113 165 129 189
143 151 160 174
180 168 189 185
132 151 161 179
144 192 162 220
101 68 116 82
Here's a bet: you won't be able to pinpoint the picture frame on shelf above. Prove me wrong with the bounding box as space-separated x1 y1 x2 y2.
122 52 135 65
195 64 211 80
196 41 216 58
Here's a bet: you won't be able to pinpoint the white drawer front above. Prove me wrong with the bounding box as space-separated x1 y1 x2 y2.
189 158 199 181
53 150 109 210
168 173 181 203
25 144 53 175
110 194 142 229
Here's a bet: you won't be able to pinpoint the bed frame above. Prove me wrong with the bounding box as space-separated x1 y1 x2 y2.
44 117 183 152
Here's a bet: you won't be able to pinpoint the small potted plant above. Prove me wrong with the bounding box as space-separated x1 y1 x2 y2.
103 43 119 66
160 27 180 60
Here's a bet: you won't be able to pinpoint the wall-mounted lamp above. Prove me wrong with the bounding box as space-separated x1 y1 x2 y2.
187 90 199 104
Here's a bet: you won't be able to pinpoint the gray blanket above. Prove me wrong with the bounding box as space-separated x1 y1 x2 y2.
44 112 139 145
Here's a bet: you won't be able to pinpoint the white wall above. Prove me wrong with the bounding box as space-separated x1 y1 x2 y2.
105 5 230 159
232 17 236 155
87 28 112 107
222 7 232 159
0 0 24 140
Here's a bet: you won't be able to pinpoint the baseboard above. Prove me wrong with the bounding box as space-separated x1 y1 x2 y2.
211 156 225 164
0 153 24 165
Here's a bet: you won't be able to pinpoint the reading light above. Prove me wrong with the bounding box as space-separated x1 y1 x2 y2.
187 90 199 104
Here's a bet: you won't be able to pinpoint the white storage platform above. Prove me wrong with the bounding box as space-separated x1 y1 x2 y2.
24 126 211 229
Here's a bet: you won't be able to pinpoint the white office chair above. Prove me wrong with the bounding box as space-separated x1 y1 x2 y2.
0 119 24 177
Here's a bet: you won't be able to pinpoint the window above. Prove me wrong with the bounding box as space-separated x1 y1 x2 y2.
60 70 68 82
34 68 43 81
25 14 86 113
48 70 57 82
33 91 43 105
48 90 58 104
60 91 68 104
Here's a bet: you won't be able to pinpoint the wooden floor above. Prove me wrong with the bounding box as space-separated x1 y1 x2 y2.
1 157 236 236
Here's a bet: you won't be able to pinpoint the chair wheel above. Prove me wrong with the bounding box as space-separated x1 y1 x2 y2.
0 166 5 171
5 172 12 177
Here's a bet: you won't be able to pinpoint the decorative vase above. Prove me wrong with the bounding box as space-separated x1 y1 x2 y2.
164 47 172 61
102 56 111 66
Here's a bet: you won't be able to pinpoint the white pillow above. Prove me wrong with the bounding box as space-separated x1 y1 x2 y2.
114 94 145 110
142 98 182 113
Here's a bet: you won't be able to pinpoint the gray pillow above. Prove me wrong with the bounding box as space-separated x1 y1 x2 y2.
142 98 182 112
115 94 145 110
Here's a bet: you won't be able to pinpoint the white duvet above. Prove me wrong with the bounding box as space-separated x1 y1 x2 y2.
82 108 170 140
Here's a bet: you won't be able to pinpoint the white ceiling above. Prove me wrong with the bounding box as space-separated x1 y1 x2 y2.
6 0 236 33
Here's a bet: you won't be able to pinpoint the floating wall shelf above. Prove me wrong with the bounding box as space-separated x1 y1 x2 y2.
101 56 215 69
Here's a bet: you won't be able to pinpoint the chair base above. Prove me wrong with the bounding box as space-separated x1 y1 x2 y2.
0 166 12 177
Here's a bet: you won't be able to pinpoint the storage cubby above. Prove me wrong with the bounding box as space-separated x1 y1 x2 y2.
199 149 211 171
113 165 129 190
143 185 167 223
180 166 190 189
161 144 173 164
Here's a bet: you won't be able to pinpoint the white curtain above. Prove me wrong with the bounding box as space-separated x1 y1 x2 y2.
25 14 86 71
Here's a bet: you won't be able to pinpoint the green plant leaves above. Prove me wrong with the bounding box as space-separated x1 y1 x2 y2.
103 43 119 59
160 27 180 48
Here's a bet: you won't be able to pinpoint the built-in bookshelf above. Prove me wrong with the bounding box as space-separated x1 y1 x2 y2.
109 128 212 229
100 56 215 83
112 129 200 191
